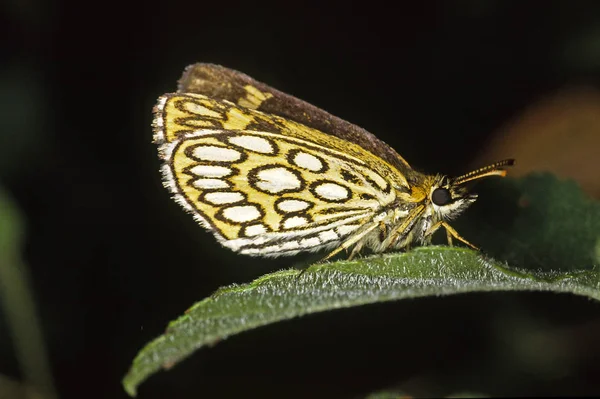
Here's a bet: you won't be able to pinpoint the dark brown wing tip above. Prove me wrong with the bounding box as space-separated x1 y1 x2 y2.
177 63 233 93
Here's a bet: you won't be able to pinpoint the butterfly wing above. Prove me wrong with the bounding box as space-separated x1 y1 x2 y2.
154 92 410 257
177 63 414 176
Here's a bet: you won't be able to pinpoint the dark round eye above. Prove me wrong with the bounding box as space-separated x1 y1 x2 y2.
432 187 452 206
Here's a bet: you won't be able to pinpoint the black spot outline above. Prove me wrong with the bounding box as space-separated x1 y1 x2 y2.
182 164 238 179
340 169 362 185
198 190 247 207
184 143 248 165
186 176 232 191
273 197 315 216
174 96 228 116
340 167 392 198
334 224 362 238
247 164 306 195
309 179 352 203
286 148 328 173
363 172 391 194
173 97 227 129
240 222 272 238
280 214 314 230
215 202 267 226
222 133 280 156
174 116 220 130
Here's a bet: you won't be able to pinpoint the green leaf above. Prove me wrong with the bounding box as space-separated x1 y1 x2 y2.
0 187 58 399
123 174 600 396
458 173 600 271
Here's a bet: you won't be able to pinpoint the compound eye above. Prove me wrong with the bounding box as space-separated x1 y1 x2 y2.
431 187 452 206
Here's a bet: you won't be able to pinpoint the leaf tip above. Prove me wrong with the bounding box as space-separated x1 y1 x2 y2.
122 376 138 397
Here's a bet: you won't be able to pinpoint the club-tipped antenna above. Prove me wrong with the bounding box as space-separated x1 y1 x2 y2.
453 159 515 185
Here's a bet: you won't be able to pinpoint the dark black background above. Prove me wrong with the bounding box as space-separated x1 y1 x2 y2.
2 1 599 398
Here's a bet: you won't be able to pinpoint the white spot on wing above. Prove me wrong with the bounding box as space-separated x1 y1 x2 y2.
254 167 301 193
314 182 350 201
319 229 338 242
222 205 261 223
259 245 280 254
203 191 244 205
193 179 230 189
283 216 308 229
186 129 223 138
292 152 323 171
336 225 359 236
276 199 311 213
365 170 389 191
182 101 221 118
192 145 241 162
244 224 267 236
300 237 321 248
281 241 300 251
189 165 232 178
228 135 274 154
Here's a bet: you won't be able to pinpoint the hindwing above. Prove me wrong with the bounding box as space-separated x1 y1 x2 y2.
154 93 408 256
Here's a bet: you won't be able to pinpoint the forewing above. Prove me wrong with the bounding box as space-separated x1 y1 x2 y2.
177 63 413 176
154 93 405 257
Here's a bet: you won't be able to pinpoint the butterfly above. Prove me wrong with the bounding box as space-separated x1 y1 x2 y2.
153 64 513 260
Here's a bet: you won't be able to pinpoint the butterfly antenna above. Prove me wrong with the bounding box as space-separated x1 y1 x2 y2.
453 159 515 185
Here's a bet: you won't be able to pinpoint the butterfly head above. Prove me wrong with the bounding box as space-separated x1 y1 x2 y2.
428 159 515 221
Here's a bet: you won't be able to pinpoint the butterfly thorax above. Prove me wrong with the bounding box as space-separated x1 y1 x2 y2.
357 173 479 254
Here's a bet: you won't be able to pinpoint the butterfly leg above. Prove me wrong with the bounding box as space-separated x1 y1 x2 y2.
382 204 425 251
320 222 379 262
348 239 369 261
424 221 478 250
446 228 454 246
